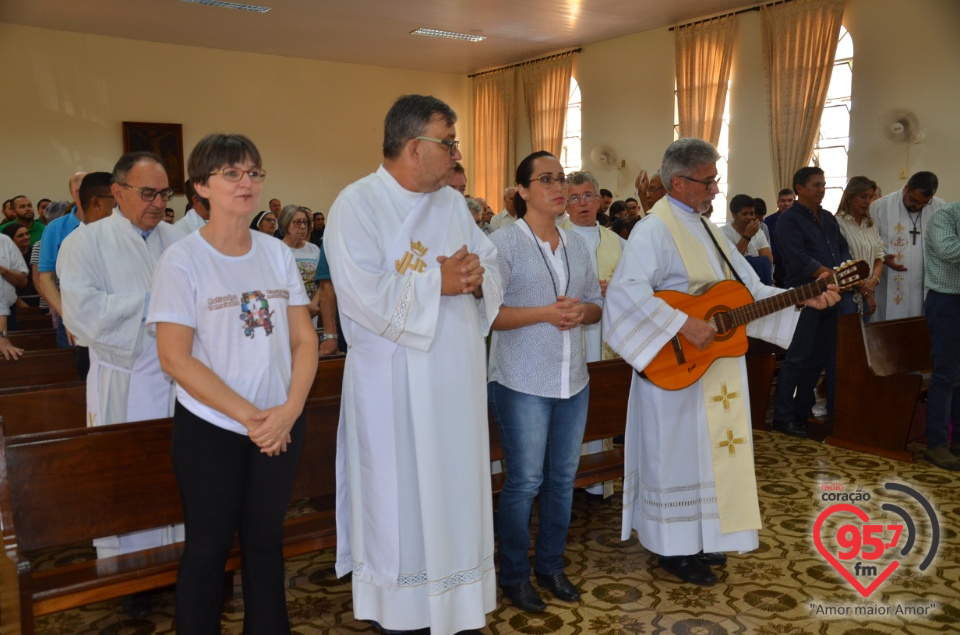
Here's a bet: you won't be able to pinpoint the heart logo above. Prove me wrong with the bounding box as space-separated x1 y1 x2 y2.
813 504 900 598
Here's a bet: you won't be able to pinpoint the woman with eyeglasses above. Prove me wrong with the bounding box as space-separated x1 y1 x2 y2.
250 210 278 235
279 205 322 323
148 134 318 633
488 151 603 612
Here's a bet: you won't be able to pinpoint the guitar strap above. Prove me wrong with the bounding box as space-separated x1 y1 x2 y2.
700 216 744 285
647 198 762 534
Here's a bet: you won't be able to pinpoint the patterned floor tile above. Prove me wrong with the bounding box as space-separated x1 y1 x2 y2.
31 417 960 634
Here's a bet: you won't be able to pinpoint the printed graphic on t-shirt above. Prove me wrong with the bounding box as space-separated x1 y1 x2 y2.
239 290 274 338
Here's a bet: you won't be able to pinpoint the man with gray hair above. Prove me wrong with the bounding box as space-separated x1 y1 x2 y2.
326 94 502 635
489 185 518 231
603 138 839 586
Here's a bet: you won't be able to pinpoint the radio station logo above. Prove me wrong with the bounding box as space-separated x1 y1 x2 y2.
813 482 939 599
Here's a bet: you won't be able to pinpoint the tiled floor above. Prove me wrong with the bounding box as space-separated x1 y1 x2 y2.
33 427 959 634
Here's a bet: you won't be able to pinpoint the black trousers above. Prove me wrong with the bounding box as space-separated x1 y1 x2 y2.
171 401 305 634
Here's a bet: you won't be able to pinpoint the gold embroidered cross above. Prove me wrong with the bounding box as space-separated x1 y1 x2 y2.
709 382 741 412
717 428 745 456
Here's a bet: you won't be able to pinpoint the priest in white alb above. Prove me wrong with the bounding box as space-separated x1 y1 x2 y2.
871 171 944 321
326 95 502 635
602 138 839 587
59 152 184 563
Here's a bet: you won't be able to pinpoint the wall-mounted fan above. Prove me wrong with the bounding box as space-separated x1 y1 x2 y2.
589 144 623 171
880 109 924 144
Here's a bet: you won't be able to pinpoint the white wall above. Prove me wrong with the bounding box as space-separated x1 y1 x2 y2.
0 24 470 217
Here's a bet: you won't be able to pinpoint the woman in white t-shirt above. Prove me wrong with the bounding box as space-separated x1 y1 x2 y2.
148 134 318 633
279 205 321 322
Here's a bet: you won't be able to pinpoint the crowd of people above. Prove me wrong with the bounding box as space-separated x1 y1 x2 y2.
1 92 958 634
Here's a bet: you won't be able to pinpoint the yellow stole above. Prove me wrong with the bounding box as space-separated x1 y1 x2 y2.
561 219 624 360
647 197 762 534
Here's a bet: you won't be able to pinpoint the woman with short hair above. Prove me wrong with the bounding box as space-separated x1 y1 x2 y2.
149 133 318 633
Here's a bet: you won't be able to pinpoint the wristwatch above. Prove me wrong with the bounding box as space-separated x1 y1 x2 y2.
740 234 751 242
0 331 7 338
320 333 338 342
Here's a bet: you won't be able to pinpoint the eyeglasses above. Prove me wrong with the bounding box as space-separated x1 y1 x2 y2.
290 219 309 227
210 168 267 182
118 183 176 202
567 193 598 205
679 175 722 189
529 175 567 187
261 217 278 224
415 136 460 156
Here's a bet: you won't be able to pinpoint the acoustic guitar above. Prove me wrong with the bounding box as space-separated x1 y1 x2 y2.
642 260 869 390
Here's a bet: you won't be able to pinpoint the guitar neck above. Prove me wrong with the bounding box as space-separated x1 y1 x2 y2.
724 274 834 329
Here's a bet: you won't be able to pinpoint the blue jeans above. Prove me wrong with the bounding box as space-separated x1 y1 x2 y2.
925 291 960 449
491 382 589 585
774 304 840 421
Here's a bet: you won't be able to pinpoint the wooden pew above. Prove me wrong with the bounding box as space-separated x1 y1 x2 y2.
0 356 347 439
0 382 87 436
0 358 345 634
12 315 51 332
6 329 57 350
0 349 79 391
828 313 932 462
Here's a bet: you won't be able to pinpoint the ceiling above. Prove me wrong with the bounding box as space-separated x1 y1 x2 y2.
0 0 756 74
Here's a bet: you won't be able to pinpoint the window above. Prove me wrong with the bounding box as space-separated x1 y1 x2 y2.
560 77 582 172
810 26 852 212
674 82 730 223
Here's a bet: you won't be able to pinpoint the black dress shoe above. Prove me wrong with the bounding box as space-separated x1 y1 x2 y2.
121 592 153 618
501 580 546 612
535 571 581 602
695 551 727 567
658 555 718 586
771 419 808 438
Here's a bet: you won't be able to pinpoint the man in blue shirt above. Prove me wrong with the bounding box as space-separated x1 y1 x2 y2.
771 167 853 437
36 171 88 347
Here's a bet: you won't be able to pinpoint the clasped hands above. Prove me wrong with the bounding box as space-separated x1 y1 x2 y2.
546 295 588 331
246 403 298 457
438 245 484 296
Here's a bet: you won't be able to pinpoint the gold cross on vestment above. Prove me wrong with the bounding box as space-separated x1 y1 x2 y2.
709 382 741 412
717 428 745 456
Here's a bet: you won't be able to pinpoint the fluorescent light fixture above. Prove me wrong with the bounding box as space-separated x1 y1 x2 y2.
180 0 271 13
411 28 485 42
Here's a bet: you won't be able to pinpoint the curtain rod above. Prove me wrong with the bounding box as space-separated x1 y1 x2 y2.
669 0 792 31
468 48 581 78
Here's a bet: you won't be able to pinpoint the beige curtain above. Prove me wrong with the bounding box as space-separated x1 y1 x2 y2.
521 53 575 157
761 0 845 189
675 15 736 146
471 68 516 206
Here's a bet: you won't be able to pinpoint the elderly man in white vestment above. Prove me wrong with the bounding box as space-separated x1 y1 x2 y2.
872 171 944 321
326 95 502 635
602 139 839 587
59 152 185 568
559 170 625 498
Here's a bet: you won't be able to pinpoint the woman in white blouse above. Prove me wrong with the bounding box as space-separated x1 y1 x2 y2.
488 151 603 613
836 176 884 318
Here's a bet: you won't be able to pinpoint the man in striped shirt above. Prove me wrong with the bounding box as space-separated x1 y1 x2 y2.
923 200 960 471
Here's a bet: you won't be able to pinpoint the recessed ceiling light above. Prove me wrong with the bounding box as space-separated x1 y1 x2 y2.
180 0 271 13
411 28 486 42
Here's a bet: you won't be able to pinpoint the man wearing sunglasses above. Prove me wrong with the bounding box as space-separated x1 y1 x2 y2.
58 152 184 607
